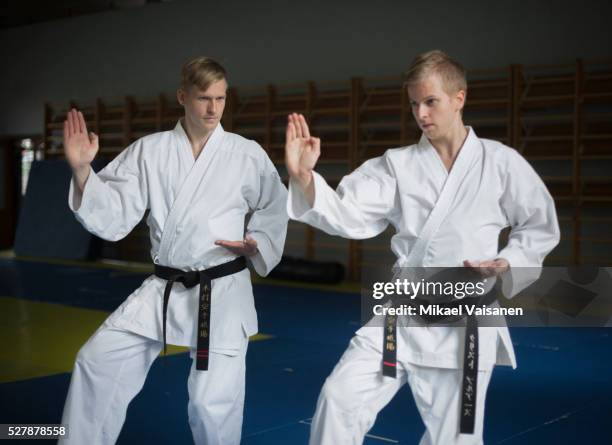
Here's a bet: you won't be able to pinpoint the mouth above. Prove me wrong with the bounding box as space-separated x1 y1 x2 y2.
421 123 434 130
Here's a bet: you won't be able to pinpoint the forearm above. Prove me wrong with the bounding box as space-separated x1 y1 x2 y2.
288 171 391 240
292 169 315 207
68 150 148 241
72 164 92 194
245 168 288 276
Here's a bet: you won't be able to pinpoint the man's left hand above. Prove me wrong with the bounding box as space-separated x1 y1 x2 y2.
463 258 509 277
215 235 258 257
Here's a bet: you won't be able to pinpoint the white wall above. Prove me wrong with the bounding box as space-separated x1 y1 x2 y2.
0 0 610 136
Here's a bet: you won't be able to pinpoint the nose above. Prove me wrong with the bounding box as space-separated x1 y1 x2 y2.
416 104 428 121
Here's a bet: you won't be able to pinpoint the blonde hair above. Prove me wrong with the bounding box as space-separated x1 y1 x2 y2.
404 50 467 95
180 56 227 91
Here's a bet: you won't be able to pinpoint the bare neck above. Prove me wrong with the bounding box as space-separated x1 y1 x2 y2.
430 124 469 171
182 118 215 159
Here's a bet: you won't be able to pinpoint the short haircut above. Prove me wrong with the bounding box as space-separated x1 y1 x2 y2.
404 50 467 95
180 56 227 91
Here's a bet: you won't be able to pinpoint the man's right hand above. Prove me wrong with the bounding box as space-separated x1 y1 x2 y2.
285 113 320 200
63 108 99 191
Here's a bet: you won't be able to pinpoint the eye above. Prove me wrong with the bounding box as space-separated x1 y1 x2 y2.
426 99 436 106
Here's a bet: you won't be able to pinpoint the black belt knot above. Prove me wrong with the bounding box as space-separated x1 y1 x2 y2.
154 256 247 371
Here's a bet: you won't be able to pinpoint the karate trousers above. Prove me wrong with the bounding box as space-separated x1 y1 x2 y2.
309 335 492 445
58 324 248 445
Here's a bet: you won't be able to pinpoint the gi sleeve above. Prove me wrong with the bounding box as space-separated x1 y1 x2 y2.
245 154 288 277
68 140 149 242
497 149 561 296
287 155 396 239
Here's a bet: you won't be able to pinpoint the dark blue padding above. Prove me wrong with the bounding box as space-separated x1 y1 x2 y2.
14 159 107 260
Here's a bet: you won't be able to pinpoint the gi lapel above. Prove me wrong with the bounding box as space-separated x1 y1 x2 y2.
157 121 226 265
405 128 480 266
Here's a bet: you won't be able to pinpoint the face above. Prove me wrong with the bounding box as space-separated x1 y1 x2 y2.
407 73 465 142
177 78 227 134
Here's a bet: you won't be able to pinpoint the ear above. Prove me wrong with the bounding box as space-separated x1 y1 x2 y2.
455 89 466 112
177 88 185 106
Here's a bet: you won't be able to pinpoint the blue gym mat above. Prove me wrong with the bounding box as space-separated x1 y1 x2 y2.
1 258 611 444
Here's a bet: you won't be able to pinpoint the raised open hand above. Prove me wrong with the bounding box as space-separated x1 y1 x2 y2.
63 108 99 173
285 113 320 189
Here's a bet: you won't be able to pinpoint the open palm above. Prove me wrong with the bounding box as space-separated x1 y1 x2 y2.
285 113 320 180
63 108 99 171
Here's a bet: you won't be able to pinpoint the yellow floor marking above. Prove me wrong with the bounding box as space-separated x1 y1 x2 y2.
0 296 272 384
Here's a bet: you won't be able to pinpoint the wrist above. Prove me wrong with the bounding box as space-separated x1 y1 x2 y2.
73 165 91 191
73 163 90 175
295 169 313 189
495 257 510 270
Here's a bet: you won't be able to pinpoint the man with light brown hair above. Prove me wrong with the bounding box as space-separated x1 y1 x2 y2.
285 50 559 444
59 56 288 445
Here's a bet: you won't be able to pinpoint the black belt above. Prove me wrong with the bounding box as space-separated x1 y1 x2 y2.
154 256 247 371
382 282 500 435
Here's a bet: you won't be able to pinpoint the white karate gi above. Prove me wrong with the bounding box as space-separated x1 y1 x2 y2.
288 128 560 444
60 121 288 445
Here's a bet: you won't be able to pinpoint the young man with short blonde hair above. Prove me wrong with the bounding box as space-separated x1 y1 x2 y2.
286 50 559 444
60 56 288 445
